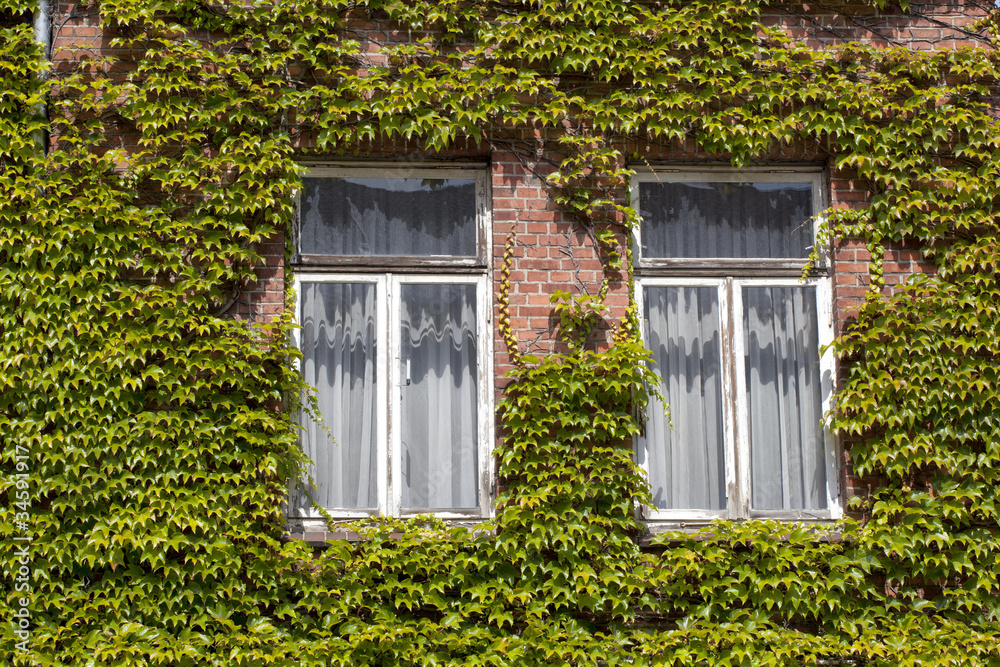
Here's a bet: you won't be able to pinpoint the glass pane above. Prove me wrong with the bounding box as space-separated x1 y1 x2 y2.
300 177 477 257
639 181 813 259
639 286 726 510
744 286 827 510
296 282 378 511
399 284 479 510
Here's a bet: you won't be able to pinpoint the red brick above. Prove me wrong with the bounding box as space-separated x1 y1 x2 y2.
836 286 868 299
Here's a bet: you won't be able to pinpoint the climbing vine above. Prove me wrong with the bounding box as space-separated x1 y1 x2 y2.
2 0 1000 665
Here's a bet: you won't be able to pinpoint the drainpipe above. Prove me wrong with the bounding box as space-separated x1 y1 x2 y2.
32 0 51 154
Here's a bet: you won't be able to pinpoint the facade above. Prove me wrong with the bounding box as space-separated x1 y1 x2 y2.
6 1 999 664
41 2 974 540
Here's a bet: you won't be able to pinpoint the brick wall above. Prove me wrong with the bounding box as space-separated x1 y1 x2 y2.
490 151 630 376
763 0 989 50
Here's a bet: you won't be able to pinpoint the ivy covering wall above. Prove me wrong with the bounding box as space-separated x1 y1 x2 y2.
2 0 1000 664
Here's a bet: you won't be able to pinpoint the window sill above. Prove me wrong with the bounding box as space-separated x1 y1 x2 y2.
283 517 490 548
641 508 839 527
638 516 845 548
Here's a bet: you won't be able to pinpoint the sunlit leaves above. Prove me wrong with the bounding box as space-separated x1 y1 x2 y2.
4 0 1000 663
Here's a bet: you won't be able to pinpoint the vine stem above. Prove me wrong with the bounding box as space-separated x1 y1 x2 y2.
497 229 522 364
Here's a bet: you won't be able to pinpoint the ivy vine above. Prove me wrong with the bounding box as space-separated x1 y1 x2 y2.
2 0 1000 665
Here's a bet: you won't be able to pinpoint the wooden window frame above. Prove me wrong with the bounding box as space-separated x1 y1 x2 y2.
631 167 841 527
290 165 494 523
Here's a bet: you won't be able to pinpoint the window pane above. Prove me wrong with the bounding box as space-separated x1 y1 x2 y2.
300 177 477 257
744 286 827 510
640 286 726 510
399 284 479 510
295 282 378 511
639 181 813 259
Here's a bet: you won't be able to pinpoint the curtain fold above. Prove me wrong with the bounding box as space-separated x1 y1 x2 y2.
295 282 378 512
744 286 826 510
399 283 479 510
640 286 726 510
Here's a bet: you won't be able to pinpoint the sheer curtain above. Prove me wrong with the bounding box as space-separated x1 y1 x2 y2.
640 286 727 510
639 182 813 259
296 282 378 512
301 178 477 257
744 286 827 510
399 283 479 510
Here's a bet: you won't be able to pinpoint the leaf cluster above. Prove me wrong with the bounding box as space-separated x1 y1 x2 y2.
2 0 1000 664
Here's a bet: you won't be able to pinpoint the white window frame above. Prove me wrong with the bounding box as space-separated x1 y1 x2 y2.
631 167 841 525
290 164 494 522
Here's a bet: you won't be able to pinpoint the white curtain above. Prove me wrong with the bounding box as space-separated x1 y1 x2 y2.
744 286 827 510
640 286 726 510
639 182 813 259
296 282 378 511
301 177 477 257
399 283 479 510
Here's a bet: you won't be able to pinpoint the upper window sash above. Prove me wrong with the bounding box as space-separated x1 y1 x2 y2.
629 168 827 275
294 166 491 269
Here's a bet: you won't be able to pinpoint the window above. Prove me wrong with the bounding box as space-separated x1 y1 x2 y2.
631 169 839 522
290 165 493 520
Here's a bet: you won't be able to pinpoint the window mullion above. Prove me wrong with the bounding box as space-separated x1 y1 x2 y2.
381 273 395 517
730 278 752 519
718 278 740 520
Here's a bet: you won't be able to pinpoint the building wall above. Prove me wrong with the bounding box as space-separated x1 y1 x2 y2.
44 0 987 531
